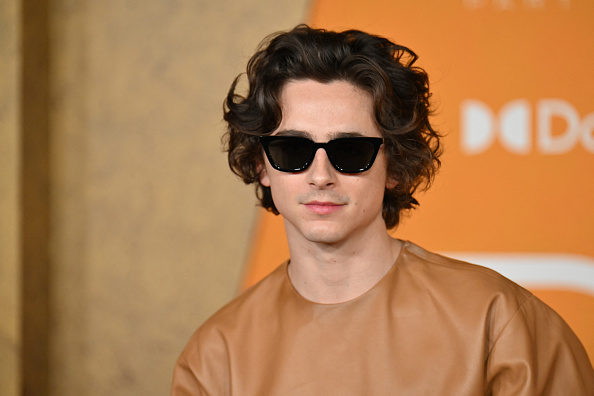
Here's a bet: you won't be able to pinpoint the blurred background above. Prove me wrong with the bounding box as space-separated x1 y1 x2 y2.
1 0 309 394
1 0 592 395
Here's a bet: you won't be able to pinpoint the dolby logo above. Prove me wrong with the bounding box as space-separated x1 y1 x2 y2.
460 99 594 155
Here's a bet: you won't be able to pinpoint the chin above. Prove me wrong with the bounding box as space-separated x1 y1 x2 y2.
302 227 347 245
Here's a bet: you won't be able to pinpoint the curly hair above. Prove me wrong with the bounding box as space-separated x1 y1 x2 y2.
223 24 442 229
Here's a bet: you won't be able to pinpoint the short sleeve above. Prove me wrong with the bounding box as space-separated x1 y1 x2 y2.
485 295 594 395
171 354 207 396
170 324 231 396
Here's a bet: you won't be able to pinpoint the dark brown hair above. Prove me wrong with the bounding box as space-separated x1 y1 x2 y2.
223 24 442 229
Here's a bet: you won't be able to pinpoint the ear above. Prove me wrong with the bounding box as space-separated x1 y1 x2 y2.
386 177 398 190
258 161 271 187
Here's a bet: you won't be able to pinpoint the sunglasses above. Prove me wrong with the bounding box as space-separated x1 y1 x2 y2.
260 135 384 173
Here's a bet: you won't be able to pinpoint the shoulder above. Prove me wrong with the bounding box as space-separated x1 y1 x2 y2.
398 241 594 393
395 241 544 342
398 240 533 303
172 262 290 394
180 261 289 354
440 253 594 394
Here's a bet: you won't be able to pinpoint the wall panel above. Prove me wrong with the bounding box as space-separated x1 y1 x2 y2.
45 1 309 395
0 1 21 395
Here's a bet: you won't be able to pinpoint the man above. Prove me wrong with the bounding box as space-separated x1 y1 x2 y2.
171 25 594 395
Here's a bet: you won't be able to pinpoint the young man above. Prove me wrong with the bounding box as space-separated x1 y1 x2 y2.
171 25 594 395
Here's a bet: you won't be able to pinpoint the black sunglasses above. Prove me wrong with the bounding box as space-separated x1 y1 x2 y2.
260 135 384 173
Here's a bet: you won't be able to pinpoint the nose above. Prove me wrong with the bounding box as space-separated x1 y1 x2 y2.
307 148 336 188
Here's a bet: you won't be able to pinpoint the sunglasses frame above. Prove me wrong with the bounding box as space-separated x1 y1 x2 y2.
259 135 384 174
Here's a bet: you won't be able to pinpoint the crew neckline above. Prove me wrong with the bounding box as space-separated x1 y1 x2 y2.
284 240 409 306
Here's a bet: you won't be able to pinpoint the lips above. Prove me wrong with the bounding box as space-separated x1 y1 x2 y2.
304 200 345 215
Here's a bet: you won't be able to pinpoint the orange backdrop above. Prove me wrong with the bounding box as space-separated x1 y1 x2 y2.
241 0 594 362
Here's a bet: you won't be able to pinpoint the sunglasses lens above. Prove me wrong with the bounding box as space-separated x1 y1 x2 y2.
328 139 378 172
266 137 313 171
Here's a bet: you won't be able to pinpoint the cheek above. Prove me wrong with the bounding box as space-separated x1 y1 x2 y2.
263 171 292 203
373 153 395 189
353 178 386 209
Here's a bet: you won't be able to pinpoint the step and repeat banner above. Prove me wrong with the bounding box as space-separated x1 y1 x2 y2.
241 0 594 360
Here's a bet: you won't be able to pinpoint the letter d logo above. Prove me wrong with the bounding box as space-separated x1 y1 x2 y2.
461 99 531 155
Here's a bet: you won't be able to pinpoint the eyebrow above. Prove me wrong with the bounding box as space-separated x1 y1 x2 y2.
275 129 367 139
275 129 310 137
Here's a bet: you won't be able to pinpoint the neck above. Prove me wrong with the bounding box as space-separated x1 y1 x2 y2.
286 228 403 304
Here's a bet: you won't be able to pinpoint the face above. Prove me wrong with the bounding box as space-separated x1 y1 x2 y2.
259 79 397 246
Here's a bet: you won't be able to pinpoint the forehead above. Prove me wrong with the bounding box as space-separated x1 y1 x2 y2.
275 79 380 139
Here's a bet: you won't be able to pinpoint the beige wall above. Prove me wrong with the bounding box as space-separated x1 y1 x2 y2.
0 1 21 395
1 1 309 395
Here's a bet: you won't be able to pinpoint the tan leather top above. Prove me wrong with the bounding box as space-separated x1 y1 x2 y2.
171 241 594 395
